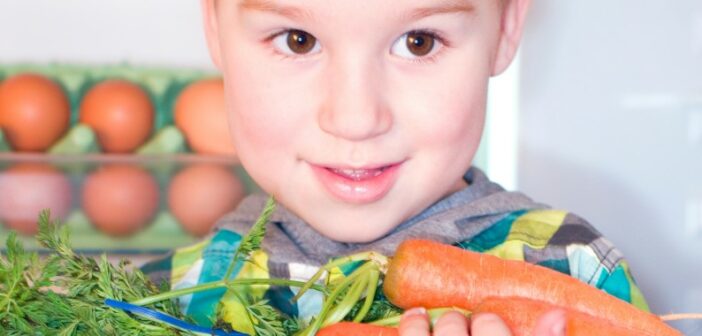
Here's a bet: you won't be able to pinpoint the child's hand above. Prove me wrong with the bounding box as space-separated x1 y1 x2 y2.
398 307 566 336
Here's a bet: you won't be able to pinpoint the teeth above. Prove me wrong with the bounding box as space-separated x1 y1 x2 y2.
331 167 385 181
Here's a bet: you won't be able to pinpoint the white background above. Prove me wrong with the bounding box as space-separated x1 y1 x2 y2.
0 0 212 67
519 1 702 333
1 0 701 333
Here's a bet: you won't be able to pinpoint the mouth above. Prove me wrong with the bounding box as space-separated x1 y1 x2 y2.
309 161 404 204
327 166 392 181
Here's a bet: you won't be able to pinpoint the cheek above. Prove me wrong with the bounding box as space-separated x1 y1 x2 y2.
394 60 490 152
431 82 487 146
223 59 307 157
219 50 314 196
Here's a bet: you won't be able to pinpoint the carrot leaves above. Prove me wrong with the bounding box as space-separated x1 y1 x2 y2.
1 211 192 335
1 198 404 336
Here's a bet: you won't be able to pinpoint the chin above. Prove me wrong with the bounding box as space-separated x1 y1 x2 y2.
314 220 390 243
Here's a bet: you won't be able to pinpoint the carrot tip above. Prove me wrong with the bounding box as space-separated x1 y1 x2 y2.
660 313 702 321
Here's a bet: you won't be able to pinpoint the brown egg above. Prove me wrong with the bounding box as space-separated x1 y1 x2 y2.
168 164 246 237
79 79 154 153
0 73 70 152
0 163 72 235
174 78 236 155
82 165 160 237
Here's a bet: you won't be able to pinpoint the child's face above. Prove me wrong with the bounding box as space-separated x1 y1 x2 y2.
202 0 528 243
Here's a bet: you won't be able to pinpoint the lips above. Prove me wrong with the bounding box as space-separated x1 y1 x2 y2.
328 167 387 181
310 162 403 204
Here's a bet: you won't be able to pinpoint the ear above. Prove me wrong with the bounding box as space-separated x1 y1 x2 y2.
201 0 223 70
491 0 531 76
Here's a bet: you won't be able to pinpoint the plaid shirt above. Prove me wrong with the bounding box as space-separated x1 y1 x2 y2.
142 207 649 334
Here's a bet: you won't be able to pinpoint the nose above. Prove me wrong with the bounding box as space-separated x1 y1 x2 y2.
318 55 393 141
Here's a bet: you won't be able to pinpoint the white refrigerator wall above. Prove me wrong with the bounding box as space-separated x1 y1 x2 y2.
518 0 702 329
0 0 212 68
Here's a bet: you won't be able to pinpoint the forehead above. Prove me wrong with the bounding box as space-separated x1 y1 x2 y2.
239 0 473 17
223 0 501 21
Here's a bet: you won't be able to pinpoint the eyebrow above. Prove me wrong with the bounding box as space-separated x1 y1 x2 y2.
238 0 313 21
238 0 475 21
404 0 476 21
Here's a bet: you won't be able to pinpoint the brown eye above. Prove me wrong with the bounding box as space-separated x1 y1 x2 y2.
286 30 317 54
406 32 435 56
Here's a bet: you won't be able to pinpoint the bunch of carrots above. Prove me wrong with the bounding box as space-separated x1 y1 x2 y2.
3 199 694 335
313 239 686 335
80 199 701 335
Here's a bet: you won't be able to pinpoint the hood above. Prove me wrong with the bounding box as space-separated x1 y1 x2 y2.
214 167 548 266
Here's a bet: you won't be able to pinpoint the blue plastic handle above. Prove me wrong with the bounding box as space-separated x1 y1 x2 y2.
104 298 248 336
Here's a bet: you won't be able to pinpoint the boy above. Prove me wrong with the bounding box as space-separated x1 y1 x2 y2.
143 0 648 334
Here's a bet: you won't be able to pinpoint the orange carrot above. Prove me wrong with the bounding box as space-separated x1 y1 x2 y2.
317 300 638 336
383 239 681 336
317 322 399 336
316 298 664 336
475 296 646 336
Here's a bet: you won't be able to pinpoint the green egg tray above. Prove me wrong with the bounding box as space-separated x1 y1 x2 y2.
0 63 256 254
0 153 260 253
0 63 225 156
0 63 218 131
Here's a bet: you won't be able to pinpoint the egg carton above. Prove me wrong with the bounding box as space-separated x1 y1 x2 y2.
0 152 259 253
0 63 220 155
0 63 257 253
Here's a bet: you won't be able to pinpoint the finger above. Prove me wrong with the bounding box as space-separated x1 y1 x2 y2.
398 307 431 336
533 309 567 336
433 310 469 336
470 313 513 336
